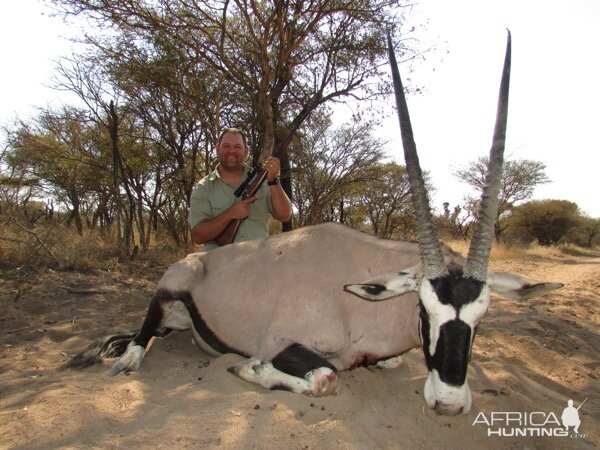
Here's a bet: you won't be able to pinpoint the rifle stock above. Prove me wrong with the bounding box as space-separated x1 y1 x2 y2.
215 219 242 247
215 166 268 246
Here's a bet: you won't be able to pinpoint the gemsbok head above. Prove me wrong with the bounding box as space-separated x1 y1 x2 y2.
350 31 516 415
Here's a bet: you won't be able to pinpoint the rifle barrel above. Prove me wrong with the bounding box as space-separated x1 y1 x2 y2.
234 166 259 197
576 397 588 411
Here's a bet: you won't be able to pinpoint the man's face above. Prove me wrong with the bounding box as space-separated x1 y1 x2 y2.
217 132 249 171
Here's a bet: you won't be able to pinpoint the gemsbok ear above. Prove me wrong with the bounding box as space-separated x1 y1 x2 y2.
344 267 420 301
487 272 564 300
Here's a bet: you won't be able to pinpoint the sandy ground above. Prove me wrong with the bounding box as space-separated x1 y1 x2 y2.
1 249 598 449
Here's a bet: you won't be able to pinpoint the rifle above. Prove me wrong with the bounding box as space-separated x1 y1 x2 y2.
576 398 588 411
214 164 268 246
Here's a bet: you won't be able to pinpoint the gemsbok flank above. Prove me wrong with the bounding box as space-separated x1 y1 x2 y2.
69 31 563 416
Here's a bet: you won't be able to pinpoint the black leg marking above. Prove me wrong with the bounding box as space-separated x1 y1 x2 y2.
70 287 243 370
270 384 294 392
69 289 174 370
130 289 174 349
271 344 337 378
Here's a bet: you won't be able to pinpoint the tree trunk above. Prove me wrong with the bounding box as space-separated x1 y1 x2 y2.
108 100 132 260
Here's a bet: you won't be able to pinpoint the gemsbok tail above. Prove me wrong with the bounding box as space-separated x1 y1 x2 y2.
67 332 137 368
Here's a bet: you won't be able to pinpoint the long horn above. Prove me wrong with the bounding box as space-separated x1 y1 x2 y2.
387 33 447 280
463 30 512 281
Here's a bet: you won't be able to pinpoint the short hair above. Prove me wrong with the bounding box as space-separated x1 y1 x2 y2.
218 128 247 146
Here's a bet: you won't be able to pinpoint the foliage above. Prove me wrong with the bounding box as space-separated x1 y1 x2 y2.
358 162 431 238
5 108 108 236
25 0 419 241
454 157 550 241
291 115 384 227
0 196 186 271
503 199 581 246
292 124 425 239
436 202 473 241
569 216 600 247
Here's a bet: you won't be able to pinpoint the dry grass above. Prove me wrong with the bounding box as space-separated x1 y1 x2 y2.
443 239 526 260
443 238 599 262
2 219 597 275
0 221 186 273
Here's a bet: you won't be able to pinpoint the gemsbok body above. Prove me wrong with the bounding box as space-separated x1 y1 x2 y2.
69 31 563 416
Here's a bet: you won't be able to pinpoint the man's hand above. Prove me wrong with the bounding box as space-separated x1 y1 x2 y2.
262 156 281 182
226 196 256 220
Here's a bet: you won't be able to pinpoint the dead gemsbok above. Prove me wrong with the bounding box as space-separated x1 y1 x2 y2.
69 31 562 416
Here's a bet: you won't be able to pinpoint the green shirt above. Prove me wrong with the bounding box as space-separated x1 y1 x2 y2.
189 164 272 250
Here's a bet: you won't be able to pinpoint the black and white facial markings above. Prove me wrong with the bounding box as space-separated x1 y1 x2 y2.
418 268 490 415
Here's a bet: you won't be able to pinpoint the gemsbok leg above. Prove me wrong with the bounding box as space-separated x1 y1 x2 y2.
228 344 340 396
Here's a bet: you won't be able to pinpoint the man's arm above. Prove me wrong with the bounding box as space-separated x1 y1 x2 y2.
268 183 292 223
262 156 292 223
191 196 256 244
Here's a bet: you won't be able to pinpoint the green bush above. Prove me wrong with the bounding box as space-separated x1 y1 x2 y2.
504 200 581 246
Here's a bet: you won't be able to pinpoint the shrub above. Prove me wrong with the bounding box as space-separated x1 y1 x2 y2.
504 200 580 246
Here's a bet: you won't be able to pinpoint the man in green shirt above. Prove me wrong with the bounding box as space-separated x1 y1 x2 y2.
189 128 292 250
